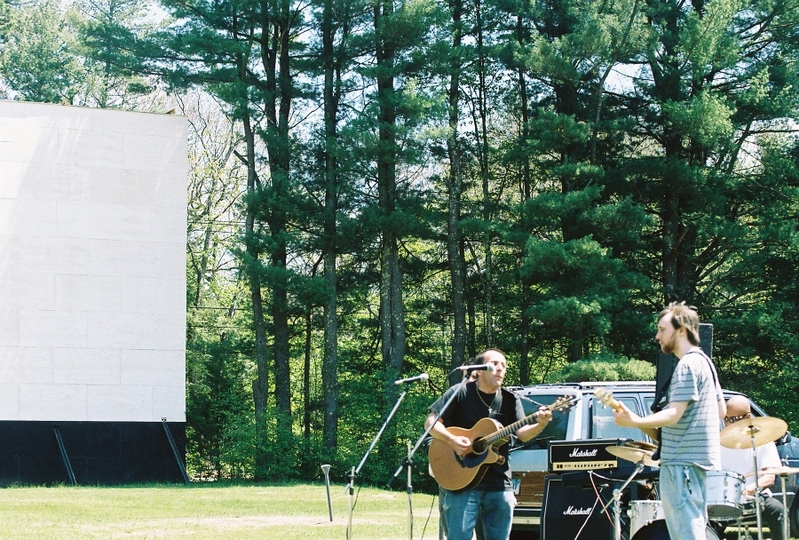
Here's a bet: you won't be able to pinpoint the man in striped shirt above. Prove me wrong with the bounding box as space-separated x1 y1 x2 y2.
614 302 726 539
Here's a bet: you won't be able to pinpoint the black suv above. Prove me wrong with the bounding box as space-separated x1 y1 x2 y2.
506 381 799 539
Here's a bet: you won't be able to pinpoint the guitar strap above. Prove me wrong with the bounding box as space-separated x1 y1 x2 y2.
652 347 720 461
696 347 721 390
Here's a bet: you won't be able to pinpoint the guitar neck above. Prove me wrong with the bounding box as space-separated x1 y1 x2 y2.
482 410 544 446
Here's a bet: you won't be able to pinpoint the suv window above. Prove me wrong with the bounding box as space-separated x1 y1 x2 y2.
518 394 571 446
592 395 647 441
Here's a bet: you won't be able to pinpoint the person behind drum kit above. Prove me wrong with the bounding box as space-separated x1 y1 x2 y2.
718 395 786 540
425 349 552 540
614 302 726 540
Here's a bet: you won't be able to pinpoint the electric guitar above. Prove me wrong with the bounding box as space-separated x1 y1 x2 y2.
594 388 622 411
595 387 661 451
428 395 578 490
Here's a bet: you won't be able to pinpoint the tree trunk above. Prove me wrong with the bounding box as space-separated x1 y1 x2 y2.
321 0 340 450
446 0 467 384
646 0 695 304
516 14 532 384
242 111 271 477
375 0 406 388
260 0 294 472
474 0 494 347
303 308 312 440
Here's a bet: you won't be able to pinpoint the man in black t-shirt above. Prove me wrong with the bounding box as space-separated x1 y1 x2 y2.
425 349 551 540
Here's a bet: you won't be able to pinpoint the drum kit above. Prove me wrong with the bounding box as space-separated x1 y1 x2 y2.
602 416 799 540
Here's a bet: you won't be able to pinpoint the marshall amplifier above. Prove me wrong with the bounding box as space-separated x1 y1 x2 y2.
541 474 616 540
547 439 627 472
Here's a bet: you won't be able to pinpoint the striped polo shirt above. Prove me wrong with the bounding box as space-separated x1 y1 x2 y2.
659 348 723 469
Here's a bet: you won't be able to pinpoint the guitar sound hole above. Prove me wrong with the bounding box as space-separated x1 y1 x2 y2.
472 439 486 454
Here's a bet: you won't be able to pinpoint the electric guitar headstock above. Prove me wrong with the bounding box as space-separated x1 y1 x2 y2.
594 387 622 411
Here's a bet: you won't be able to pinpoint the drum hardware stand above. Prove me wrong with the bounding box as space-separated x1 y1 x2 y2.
601 460 645 540
774 470 791 540
744 423 764 540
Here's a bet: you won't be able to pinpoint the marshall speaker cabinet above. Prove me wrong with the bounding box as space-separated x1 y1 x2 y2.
541 474 615 540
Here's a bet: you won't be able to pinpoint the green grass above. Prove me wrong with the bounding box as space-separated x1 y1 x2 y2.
0 482 443 539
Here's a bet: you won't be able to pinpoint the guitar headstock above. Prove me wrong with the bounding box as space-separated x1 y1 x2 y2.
548 394 579 413
594 388 620 410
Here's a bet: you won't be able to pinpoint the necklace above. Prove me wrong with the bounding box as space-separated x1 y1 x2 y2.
478 389 496 413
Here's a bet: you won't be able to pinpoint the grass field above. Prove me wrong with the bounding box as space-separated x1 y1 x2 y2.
0 482 443 539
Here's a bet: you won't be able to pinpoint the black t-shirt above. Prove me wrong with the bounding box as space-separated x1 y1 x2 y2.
429 381 525 490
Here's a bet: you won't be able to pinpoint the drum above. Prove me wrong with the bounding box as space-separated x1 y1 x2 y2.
791 491 799 538
706 470 745 520
629 500 665 538
631 519 720 540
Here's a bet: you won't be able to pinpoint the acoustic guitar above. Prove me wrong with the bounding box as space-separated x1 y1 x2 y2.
428 395 578 490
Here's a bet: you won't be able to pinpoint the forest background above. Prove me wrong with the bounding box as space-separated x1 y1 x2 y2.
1 0 798 492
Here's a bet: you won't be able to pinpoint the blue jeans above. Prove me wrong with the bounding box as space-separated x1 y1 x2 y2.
660 464 708 540
440 488 514 540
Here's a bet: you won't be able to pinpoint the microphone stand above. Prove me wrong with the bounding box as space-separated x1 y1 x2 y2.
387 372 473 540
345 381 412 539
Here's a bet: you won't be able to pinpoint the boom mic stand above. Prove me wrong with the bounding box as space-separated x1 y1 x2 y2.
345 381 412 540
387 372 472 540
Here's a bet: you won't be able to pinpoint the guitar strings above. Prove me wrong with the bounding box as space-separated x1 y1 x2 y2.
511 391 548 408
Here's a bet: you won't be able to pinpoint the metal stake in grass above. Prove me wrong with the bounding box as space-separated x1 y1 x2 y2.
320 464 333 521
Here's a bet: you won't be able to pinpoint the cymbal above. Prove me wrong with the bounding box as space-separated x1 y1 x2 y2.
624 440 658 452
720 417 788 449
762 465 799 476
607 445 660 467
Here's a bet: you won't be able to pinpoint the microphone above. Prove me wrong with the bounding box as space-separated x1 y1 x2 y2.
394 373 429 385
457 364 495 373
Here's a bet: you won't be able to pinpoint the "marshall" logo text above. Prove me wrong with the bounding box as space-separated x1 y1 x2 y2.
568 448 599 458
563 506 592 516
